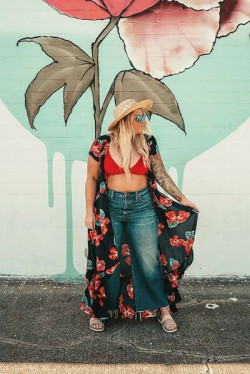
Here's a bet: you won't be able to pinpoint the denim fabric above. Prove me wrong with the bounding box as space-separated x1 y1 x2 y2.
106 185 169 312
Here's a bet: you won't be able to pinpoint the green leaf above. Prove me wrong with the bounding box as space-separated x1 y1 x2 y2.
17 36 94 128
114 70 185 133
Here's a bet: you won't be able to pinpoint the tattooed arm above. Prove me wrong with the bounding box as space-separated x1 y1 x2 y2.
147 135 199 211
150 151 186 203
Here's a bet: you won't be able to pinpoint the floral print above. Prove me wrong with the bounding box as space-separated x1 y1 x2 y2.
80 133 199 321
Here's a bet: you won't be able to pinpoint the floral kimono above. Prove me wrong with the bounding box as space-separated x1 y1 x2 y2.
80 133 199 321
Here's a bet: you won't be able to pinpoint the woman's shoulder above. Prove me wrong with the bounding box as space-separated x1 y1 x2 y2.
96 133 111 142
144 134 159 155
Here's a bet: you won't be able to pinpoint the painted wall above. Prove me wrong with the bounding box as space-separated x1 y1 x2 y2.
0 0 249 280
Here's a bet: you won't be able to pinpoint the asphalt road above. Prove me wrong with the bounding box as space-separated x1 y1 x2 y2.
0 276 249 374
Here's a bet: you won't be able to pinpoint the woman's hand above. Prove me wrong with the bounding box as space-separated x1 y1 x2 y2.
84 210 96 230
180 196 199 212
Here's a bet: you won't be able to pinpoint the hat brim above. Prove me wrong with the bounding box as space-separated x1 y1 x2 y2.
107 99 153 131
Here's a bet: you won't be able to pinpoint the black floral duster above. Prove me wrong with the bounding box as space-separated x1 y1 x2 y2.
80 133 199 322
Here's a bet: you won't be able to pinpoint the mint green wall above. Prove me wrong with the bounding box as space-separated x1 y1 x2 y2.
0 1 249 279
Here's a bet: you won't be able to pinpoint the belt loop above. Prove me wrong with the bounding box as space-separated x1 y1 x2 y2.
135 190 138 203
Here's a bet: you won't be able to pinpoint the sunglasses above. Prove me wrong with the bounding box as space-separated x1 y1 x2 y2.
136 114 147 123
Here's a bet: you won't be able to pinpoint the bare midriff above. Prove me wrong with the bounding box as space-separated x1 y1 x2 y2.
107 173 148 192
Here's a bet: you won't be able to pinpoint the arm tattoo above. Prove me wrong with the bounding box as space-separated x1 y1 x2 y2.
150 152 185 202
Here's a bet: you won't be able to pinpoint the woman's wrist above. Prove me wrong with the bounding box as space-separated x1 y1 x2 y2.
86 206 94 213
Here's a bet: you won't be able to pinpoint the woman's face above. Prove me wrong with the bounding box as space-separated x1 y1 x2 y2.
130 108 147 135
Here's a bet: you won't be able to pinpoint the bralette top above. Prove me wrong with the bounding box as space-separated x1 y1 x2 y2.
104 147 149 175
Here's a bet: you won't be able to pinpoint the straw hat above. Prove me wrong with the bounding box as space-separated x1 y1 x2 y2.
108 98 153 131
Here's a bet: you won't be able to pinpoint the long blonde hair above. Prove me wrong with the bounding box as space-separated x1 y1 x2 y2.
108 112 153 180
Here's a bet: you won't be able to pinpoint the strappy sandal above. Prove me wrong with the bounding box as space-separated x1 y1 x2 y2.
89 317 105 332
158 312 178 333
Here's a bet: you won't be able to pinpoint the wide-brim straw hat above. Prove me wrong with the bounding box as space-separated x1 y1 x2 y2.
108 98 153 131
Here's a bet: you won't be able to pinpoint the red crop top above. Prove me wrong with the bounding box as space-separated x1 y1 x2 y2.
104 147 149 175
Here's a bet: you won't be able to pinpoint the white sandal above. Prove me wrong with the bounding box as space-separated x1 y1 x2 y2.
158 312 178 333
89 317 105 332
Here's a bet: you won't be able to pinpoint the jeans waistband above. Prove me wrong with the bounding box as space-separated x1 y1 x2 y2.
107 185 149 199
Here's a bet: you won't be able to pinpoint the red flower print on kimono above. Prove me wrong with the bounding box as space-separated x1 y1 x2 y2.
170 233 195 258
170 235 185 248
122 243 130 256
127 279 134 299
125 256 131 266
80 303 94 317
159 253 168 266
109 246 118 260
92 273 101 290
181 237 195 257
99 182 106 194
186 238 194 256
96 257 105 271
95 208 110 235
182 230 195 256
106 261 120 274
98 286 106 299
159 195 173 208
141 309 157 319
119 295 135 319
169 272 179 288
158 222 164 236
88 230 104 246
166 210 191 228
122 243 131 265
88 283 96 299
88 138 102 162
169 258 180 270
169 293 176 304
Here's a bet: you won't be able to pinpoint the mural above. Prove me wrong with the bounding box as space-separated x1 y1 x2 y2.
18 0 250 137
0 0 249 280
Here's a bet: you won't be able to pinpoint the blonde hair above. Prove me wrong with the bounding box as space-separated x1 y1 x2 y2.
108 112 153 180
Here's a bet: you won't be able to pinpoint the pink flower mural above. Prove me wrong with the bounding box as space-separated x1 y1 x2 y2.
17 0 250 136
45 0 159 19
118 0 250 78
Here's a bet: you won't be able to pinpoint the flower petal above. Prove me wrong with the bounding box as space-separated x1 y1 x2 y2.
167 0 224 11
118 2 220 78
102 0 134 16
218 0 250 36
122 0 160 17
44 0 110 20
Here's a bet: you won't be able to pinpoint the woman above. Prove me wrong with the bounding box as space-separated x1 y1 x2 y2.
83 98 199 333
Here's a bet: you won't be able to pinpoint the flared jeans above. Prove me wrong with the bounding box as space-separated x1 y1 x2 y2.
106 185 169 312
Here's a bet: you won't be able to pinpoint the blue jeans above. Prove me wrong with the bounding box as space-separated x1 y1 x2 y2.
106 185 169 312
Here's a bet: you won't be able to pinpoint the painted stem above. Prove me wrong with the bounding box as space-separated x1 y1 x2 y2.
99 80 115 126
91 16 119 138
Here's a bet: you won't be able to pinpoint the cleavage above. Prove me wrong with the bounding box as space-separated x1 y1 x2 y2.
109 143 141 168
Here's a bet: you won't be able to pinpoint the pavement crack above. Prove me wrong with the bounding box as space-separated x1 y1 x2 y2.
109 336 209 359
109 320 132 340
205 357 210 373
0 336 63 351
179 299 247 309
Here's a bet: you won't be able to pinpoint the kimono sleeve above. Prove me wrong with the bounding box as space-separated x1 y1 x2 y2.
148 135 160 156
88 138 101 163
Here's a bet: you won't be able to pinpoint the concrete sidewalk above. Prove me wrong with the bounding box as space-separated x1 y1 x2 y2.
0 276 249 374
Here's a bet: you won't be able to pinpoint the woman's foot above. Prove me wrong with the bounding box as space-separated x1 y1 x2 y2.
158 306 178 333
89 317 105 332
